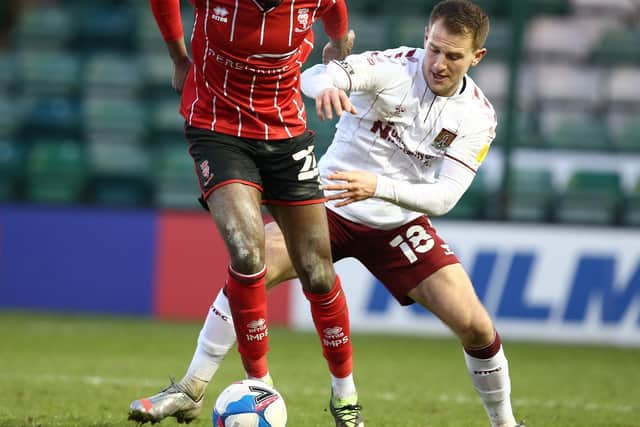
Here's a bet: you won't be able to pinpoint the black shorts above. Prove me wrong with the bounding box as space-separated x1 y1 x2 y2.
185 126 325 208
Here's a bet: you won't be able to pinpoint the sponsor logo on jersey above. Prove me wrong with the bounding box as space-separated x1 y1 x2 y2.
294 8 311 32
371 120 436 166
212 6 229 23
432 128 457 149
207 48 292 75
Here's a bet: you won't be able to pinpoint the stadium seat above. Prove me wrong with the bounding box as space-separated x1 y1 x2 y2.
25 140 88 204
148 98 185 141
154 142 200 209
0 53 16 93
543 112 610 151
605 67 640 108
447 172 488 220
73 6 136 52
0 94 23 139
84 96 147 139
21 97 82 139
0 140 24 201
555 170 622 225
613 118 640 152
13 5 75 50
483 20 511 60
623 179 640 226
505 167 554 222
571 0 639 18
591 29 640 65
533 64 601 110
84 53 143 98
16 50 81 97
89 136 151 206
348 15 390 54
140 53 175 97
525 16 609 62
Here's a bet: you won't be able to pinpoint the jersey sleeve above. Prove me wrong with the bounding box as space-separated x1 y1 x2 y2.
301 51 402 97
319 0 348 40
444 110 496 174
149 0 184 42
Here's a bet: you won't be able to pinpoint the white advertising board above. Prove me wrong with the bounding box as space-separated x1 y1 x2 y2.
290 221 640 346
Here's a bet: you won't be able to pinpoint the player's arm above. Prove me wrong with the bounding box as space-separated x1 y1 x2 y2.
325 131 493 216
318 0 354 63
149 0 192 93
301 53 394 120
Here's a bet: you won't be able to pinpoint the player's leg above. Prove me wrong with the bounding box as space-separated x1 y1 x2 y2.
129 129 268 424
270 203 362 426
407 264 518 427
355 215 518 427
261 129 362 426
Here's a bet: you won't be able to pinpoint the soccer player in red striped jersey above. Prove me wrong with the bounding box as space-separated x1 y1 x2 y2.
129 0 362 426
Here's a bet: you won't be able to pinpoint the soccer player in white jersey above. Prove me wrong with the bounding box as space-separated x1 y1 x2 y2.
130 1 524 426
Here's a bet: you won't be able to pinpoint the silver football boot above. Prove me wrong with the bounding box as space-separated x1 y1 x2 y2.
128 378 203 424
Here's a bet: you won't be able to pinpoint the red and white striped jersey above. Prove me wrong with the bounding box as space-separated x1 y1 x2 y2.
302 46 497 229
176 0 346 140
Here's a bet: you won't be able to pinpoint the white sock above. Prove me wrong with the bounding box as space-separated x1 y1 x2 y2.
181 290 236 399
464 346 517 427
247 372 274 387
331 373 357 400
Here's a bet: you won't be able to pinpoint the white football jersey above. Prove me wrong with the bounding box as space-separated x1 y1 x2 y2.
303 46 497 229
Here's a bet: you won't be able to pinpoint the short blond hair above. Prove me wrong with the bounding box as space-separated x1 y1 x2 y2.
429 0 490 50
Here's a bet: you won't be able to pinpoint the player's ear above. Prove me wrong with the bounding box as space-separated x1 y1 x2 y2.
471 47 487 67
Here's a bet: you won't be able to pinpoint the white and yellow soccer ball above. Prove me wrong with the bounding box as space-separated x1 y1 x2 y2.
212 379 287 427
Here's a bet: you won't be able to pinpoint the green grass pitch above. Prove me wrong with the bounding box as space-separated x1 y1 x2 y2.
0 312 638 427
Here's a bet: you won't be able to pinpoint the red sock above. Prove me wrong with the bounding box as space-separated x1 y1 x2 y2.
225 266 269 378
304 275 353 378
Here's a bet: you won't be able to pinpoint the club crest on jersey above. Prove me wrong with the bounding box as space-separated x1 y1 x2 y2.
432 128 457 149
211 6 229 23
295 8 311 32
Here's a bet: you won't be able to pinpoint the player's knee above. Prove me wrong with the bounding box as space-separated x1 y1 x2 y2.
298 259 335 294
458 317 495 348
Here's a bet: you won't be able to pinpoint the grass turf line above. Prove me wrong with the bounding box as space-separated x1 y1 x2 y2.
0 312 638 427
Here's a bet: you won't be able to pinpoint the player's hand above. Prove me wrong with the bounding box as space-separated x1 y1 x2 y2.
172 56 192 93
316 88 357 121
323 170 377 207
322 29 355 64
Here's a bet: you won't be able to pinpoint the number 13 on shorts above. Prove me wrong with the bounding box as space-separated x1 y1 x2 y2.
389 224 454 264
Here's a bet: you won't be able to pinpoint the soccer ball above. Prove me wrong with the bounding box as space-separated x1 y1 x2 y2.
212 379 287 427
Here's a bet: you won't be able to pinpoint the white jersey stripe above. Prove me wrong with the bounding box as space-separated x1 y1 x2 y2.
273 74 292 138
236 105 242 137
188 65 199 126
230 0 239 42
293 98 305 124
310 0 321 24
265 123 268 140
211 95 217 131
249 75 256 111
223 70 229 97
260 13 266 45
288 0 295 46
